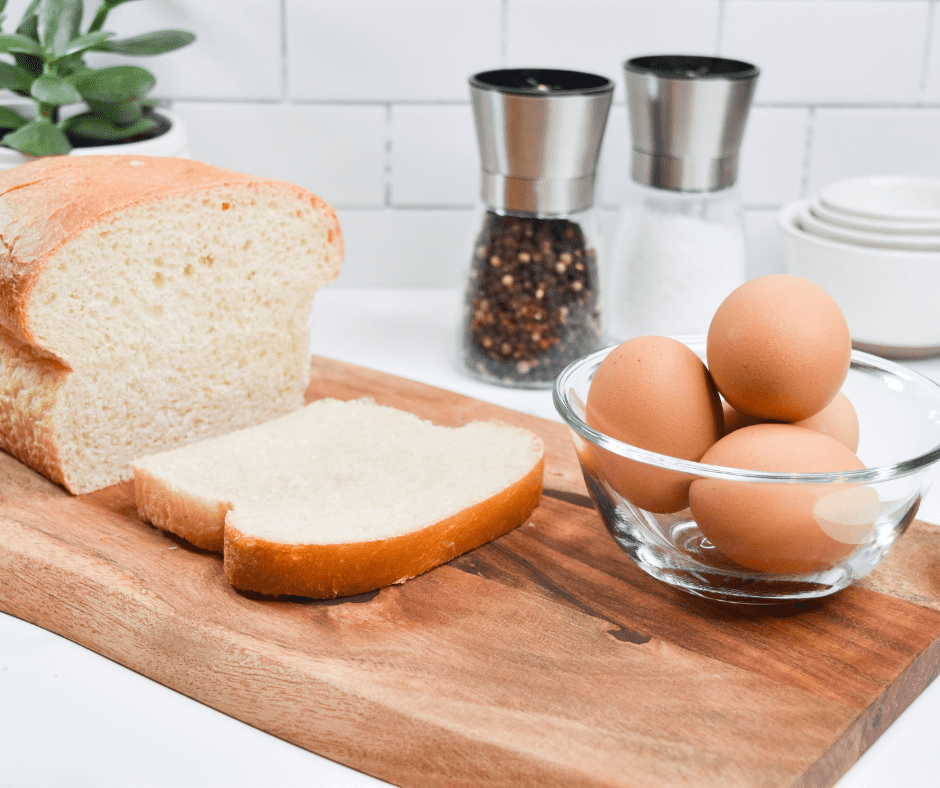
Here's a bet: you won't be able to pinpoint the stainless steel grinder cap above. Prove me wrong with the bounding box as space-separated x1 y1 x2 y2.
625 55 759 192
470 68 614 215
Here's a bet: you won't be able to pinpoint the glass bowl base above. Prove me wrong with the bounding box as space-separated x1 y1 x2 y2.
610 528 854 604
584 472 859 604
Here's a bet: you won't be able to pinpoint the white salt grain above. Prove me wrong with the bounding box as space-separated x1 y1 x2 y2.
608 209 747 341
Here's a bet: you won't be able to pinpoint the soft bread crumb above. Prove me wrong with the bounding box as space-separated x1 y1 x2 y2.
134 398 545 598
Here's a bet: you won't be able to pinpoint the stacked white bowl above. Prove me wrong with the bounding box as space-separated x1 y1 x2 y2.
778 176 940 359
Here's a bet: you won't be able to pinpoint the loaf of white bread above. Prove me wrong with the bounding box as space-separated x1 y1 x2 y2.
134 397 545 598
0 155 343 494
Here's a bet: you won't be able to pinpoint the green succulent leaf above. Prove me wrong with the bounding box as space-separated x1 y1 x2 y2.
52 51 85 77
101 30 195 57
0 105 27 131
0 59 36 92
30 73 82 105
0 33 42 55
2 118 70 155
11 6 43 77
63 30 114 57
39 0 82 60
12 52 44 80
72 65 155 103
6 0 192 147
83 97 142 125
63 112 157 142
15 0 41 38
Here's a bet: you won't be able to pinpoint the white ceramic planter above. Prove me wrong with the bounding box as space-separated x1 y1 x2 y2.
0 109 191 170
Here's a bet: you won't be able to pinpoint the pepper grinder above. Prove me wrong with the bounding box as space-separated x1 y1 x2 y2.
460 68 614 389
607 55 759 342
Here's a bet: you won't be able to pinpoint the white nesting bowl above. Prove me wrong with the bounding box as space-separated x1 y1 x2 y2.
795 200 940 252
820 176 940 223
809 195 940 237
778 199 940 359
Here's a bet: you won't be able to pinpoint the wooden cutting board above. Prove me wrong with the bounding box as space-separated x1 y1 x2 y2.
1 356 939 788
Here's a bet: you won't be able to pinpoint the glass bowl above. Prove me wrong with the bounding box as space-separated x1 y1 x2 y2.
553 337 940 603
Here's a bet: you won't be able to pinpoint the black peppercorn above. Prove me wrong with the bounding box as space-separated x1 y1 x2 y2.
461 210 602 387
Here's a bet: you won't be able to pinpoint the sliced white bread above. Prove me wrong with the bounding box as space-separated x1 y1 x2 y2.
0 155 343 493
133 398 545 598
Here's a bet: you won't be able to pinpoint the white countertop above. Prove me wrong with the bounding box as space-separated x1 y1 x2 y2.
2 288 939 788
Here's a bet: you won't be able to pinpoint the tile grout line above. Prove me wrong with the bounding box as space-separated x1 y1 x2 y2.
385 104 394 208
716 0 725 54
921 0 937 96
159 96 940 110
501 0 509 65
800 105 816 198
280 0 289 103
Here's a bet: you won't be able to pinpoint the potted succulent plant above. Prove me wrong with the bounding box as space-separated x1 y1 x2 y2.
0 0 194 160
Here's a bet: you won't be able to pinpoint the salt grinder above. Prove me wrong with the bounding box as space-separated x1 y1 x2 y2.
460 68 614 388
608 55 759 341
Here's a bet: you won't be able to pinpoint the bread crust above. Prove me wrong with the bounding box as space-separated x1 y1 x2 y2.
134 465 231 553
0 324 69 487
0 155 343 493
222 453 545 599
0 155 343 355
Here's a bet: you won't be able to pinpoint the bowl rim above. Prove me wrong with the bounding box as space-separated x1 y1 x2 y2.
808 195 940 235
777 200 940 259
553 338 940 485
796 200 940 252
819 175 940 222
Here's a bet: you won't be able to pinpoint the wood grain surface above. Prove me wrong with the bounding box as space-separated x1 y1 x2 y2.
1 355 939 788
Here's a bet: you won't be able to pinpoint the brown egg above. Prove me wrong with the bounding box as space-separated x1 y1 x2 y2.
793 391 860 452
707 275 852 421
586 336 723 513
689 423 874 574
720 400 766 434
722 391 860 452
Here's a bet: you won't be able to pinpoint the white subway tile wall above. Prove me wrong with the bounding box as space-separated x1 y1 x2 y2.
504 0 721 98
390 105 478 206
286 0 503 102
8 0 940 288
722 1 931 105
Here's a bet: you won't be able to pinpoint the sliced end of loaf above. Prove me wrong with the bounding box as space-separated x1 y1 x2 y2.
133 398 546 598
223 450 544 598
0 325 71 487
0 157 343 493
135 465 232 553
25 178 341 370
